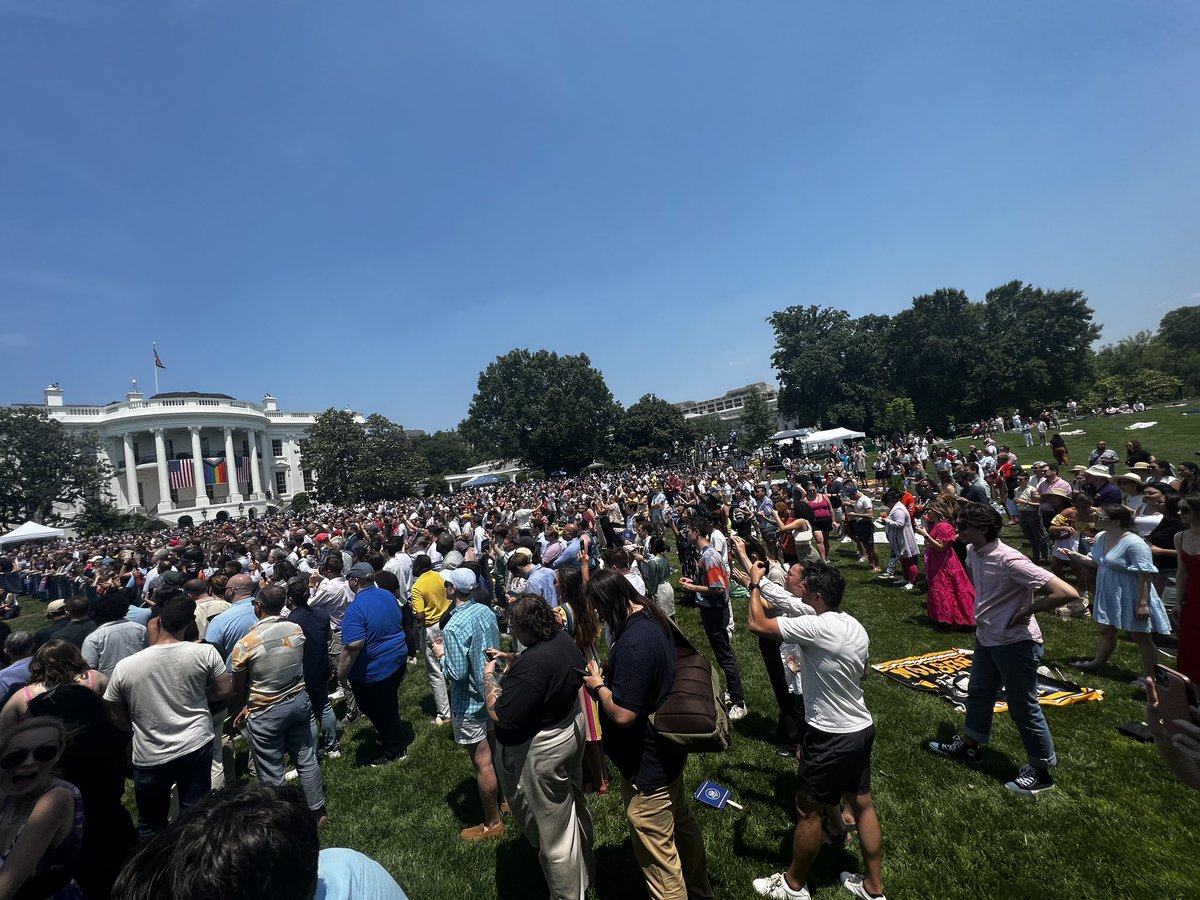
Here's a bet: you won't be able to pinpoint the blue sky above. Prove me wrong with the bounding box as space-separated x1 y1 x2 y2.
2 1 1197 431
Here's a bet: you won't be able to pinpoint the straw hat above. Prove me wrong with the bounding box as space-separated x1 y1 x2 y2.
1085 465 1114 478
1113 472 1143 486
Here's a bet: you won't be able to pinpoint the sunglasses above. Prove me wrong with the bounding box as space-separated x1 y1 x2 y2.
1 742 60 770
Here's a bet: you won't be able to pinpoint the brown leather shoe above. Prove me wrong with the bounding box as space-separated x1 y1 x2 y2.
500 801 511 815
460 822 505 842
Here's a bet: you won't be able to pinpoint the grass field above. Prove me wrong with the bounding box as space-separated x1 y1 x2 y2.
6 404 1198 899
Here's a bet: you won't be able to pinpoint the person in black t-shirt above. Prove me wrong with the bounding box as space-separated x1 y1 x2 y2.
484 594 593 899
582 569 713 900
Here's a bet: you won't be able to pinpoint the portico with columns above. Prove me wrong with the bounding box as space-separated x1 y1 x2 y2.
27 382 355 525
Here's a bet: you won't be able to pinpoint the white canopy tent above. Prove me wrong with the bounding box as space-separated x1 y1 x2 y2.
800 426 866 450
0 521 66 547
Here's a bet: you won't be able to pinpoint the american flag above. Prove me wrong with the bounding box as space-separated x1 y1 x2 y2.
236 455 251 486
168 459 195 490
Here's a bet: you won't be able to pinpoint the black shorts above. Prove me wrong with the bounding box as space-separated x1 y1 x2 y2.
796 725 875 806
812 518 833 534
852 520 874 545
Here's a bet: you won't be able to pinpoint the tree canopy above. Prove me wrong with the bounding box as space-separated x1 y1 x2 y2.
768 282 1103 431
460 349 618 473
412 429 479 477
0 408 111 528
613 394 686 465
738 387 775 452
299 409 422 504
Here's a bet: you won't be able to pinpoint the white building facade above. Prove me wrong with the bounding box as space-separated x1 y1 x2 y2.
29 383 355 524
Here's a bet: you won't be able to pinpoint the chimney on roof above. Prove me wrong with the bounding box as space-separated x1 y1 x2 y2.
263 393 278 412
44 384 63 407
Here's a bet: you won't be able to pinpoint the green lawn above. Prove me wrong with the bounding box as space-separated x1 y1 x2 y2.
7 401 1199 900
941 403 1199 471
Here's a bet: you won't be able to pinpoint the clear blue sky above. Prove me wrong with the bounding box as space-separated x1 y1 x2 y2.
2 1 1197 431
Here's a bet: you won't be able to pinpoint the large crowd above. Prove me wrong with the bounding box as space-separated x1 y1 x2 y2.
0 426 1199 900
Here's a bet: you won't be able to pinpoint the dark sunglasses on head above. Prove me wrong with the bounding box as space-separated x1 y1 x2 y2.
1 742 60 770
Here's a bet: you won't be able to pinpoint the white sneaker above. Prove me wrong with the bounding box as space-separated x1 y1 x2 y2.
328 688 345 701
901 582 914 591
841 871 887 900
753 872 810 899
728 702 748 721
284 769 299 781
891 580 908 587
840 536 853 544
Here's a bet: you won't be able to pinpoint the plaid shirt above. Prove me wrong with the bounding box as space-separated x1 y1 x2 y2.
441 601 500 720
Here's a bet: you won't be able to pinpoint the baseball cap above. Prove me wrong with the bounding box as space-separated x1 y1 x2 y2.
509 547 533 566
314 532 329 542
161 570 186 587
442 550 465 570
346 562 375 580
46 600 67 617
442 568 477 594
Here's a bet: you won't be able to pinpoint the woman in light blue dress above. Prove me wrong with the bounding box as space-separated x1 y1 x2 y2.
1066 503 1170 681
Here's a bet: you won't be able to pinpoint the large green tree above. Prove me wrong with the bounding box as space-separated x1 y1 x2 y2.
973 281 1100 416
413 429 479 477
461 349 618 473
0 408 111 527
1156 305 1200 392
300 410 424 503
351 414 424 501
738 386 775 452
890 289 981 427
614 394 686 465
768 306 893 432
298 409 361 504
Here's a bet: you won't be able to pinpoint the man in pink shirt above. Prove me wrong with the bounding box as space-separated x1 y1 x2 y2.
927 502 1079 796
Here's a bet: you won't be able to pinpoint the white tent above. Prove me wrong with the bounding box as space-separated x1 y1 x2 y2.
801 427 866 449
0 521 66 547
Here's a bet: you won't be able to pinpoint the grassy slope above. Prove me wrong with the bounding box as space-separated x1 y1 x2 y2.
6 407 1198 898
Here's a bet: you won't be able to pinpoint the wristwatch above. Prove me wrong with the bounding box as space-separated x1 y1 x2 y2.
587 682 604 701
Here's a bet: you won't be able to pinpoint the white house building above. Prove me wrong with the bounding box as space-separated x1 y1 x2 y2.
25 382 362 524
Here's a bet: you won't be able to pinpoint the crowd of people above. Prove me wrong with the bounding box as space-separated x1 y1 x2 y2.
0 426 1197 900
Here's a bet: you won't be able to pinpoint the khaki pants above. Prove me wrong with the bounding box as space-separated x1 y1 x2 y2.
496 705 594 900
620 774 712 900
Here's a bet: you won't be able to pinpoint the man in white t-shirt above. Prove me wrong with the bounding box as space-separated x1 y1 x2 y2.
104 593 232 840
747 560 887 900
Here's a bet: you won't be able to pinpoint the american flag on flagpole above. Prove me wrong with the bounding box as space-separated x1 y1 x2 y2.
168 459 194 490
154 347 166 369
236 455 251 486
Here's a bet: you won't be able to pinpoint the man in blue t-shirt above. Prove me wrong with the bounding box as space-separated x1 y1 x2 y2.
338 563 408 766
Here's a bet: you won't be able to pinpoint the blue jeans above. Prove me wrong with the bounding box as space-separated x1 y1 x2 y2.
963 640 1057 771
246 691 326 811
132 742 213 840
308 687 339 754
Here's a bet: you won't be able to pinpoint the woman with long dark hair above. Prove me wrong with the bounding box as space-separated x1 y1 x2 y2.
554 567 607 794
581 569 712 900
0 643 106 732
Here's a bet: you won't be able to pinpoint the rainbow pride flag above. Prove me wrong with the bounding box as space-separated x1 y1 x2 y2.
203 458 228 485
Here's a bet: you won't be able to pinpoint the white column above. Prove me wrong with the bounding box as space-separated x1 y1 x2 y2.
260 431 275 498
224 427 244 503
123 432 140 510
286 433 303 497
189 427 209 508
248 428 264 498
153 428 172 513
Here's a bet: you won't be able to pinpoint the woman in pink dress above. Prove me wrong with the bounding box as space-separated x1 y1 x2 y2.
916 499 976 627
1173 495 1200 685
